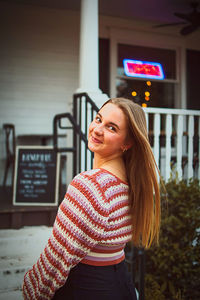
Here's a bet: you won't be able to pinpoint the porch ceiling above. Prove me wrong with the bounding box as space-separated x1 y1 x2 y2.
1 0 198 23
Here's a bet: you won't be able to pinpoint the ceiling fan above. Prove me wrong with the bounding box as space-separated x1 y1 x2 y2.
154 1 200 35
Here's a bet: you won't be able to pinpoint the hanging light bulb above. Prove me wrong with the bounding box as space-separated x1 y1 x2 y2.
142 103 147 107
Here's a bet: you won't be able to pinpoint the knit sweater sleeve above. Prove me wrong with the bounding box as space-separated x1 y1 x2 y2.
22 172 109 300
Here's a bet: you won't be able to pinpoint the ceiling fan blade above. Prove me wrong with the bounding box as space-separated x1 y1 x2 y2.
174 12 191 21
180 24 199 35
154 22 187 28
174 1 200 22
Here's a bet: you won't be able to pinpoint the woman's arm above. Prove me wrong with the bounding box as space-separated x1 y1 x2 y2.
22 172 109 299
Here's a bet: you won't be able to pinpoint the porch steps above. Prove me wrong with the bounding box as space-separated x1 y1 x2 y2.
0 226 52 297
0 289 23 300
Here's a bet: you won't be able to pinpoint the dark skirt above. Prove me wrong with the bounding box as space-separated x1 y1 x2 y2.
52 260 137 300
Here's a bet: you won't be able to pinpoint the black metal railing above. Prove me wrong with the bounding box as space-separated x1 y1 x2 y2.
53 112 87 178
53 93 99 177
53 92 145 300
73 93 99 174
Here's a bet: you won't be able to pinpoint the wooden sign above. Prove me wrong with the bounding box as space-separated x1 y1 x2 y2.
13 146 60 206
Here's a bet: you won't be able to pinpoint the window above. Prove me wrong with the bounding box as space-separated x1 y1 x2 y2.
117 44 177 108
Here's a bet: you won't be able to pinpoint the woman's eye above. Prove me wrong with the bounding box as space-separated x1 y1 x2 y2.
108 126 116 132
95 116 101 122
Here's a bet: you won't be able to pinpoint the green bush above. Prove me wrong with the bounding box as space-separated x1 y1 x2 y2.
145 179 200 300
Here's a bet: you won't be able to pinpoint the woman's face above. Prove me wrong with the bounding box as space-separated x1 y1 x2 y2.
88 103 130 159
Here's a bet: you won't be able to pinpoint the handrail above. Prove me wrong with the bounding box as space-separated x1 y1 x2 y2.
53 112 88 177
73 93 99 174
73 92 99 113
144 106 200 116
53 94 98 178
53 112 87 152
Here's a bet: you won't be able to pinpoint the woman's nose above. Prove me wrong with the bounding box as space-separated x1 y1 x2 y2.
94 124 103 135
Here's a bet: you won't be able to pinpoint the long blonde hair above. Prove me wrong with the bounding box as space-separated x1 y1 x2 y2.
102 98 161 249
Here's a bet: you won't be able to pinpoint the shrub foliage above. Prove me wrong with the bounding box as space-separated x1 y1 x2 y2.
145 179 200 300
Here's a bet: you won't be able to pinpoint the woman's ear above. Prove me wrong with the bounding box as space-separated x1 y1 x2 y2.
127 141 133 150
121 141 133 152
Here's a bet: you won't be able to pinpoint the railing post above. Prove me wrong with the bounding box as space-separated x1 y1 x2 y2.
188 115 194 180
176 115 183 179
73 95 78 177
165 114 172 181
153 113 160 171
145 112 149 133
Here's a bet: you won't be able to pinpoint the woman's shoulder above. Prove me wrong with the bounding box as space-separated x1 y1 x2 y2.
72 169 102 184
70 169 105 190
69 169 104 191
72 168 128 190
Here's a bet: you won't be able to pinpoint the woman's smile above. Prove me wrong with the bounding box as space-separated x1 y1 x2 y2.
91 136 103 144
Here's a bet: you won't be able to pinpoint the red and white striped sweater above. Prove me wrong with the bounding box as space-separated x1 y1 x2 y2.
22 168 132 299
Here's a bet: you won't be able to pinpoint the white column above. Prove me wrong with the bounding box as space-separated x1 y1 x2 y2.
180 47 187 109
109 29 117 98
76 0 108 106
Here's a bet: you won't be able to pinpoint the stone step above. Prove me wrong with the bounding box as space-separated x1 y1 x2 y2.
0 226 52 257
0 254 34 291
0 289 23 300
0 255 33 271
0 264 27 292
0 226 52 293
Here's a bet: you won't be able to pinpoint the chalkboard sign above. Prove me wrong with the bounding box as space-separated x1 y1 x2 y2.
13 146 60 206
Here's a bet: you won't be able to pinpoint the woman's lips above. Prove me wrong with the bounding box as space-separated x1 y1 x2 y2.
91 136 102 144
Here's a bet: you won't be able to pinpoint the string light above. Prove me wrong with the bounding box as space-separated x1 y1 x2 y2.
146 81 151 86
145 91 150 97
132 91 137 97
145 96 150 101
142 103 147 107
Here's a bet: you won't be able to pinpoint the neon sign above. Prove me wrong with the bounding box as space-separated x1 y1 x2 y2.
123 59 164 80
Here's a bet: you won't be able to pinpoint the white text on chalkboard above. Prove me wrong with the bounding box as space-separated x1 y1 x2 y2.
22 153 52 162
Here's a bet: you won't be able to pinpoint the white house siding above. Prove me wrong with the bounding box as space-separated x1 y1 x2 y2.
0 2 80 183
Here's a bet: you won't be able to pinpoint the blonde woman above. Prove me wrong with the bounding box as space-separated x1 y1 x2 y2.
23 98 160 300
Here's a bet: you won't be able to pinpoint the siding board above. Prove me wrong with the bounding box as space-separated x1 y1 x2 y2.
0 3 80 183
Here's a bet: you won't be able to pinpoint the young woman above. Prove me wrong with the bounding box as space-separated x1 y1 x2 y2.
23 98 160 300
